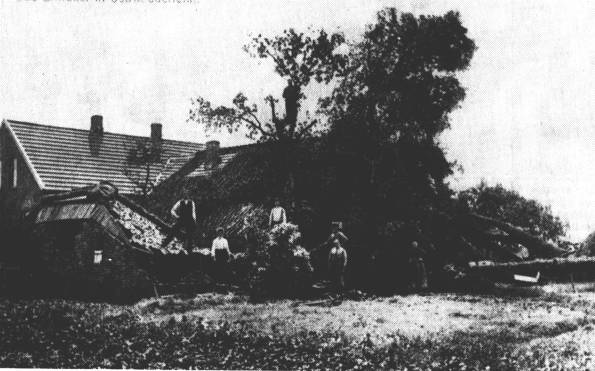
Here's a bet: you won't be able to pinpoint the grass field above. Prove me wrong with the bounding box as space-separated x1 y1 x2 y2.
1 284 594 369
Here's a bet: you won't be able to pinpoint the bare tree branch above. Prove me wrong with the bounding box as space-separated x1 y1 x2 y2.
296 119 319 139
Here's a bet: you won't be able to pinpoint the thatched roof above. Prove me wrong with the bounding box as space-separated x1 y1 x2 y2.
147 143 279 220
202 203 268 239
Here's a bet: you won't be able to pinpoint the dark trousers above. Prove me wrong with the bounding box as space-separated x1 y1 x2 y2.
214 249 230 283
409 258 428 290
162 220 196 252
329 265 345 293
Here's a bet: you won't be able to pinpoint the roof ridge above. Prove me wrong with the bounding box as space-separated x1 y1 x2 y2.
218 142 260 152
5 119 203 147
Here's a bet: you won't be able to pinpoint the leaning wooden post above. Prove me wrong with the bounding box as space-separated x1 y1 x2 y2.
569 273 576 293
152 279 160 298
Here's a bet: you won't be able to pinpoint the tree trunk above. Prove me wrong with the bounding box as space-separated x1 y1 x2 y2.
468 256 595 272
466 213 566 258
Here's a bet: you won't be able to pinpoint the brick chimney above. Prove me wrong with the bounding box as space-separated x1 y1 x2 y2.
151 123 163 160
89 115 104 156
151 123 162 142
90 115 104 135
205 140 220 169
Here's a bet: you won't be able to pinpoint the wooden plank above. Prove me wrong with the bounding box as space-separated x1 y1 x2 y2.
514 272 540 283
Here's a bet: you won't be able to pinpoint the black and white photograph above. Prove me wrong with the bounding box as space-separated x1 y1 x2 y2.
0 0 594 369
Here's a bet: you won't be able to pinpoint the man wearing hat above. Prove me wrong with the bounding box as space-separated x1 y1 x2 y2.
324 221 349 246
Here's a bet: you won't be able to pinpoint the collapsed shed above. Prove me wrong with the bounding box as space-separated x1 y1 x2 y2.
23 182 214 301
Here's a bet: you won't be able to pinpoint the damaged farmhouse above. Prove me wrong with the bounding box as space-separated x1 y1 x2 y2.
0 116 247 300
1 3 595 368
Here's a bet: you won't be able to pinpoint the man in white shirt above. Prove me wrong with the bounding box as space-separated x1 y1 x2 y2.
269 199 287 228
211 227 231 283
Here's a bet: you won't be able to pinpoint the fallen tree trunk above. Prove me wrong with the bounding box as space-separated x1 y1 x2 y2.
460 227 522 261
468 256 595 273
442 212 522 261
467 213 567 258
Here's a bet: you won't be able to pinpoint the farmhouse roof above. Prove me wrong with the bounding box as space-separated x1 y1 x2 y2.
145 142 268 223
2 119 204 194
156 142 260 188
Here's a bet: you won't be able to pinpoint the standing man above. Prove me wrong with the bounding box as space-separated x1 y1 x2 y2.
282 79 300 129
211 227 232 283
409 241 428 291
324 221 349 247
328 239 348 294
162 190 197 253
269 198 287 229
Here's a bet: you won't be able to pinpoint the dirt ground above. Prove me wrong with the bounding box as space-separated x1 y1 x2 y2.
133 282 595 367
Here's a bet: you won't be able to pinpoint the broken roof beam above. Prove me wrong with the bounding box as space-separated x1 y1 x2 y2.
39 185 98 204
116 194 172 233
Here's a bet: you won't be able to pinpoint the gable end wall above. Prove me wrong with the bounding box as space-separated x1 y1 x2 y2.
0 123 43 229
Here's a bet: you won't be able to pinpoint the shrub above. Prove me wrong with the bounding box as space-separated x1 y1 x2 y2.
248 223 314 299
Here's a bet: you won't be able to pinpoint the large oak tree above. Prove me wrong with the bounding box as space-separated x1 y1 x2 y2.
320 9 476 232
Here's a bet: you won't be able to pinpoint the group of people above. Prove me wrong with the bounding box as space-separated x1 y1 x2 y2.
161 193 350 291
268 200 351 293
161 193 427 293
268 202 429 293
161 192 232 263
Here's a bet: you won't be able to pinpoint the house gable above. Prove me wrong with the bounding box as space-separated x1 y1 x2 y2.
0 120 44 225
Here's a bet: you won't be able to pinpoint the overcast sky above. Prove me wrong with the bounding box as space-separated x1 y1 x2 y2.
0 0 593 241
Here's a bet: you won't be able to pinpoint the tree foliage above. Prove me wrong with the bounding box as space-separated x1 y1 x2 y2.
188 28 347 142
182 9 478 291
318 9 475 237
249 223 313 299
323 9 475 144
122 139 162 198
458 182 568 243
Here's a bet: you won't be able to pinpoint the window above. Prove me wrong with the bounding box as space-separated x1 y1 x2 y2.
12 158 17 188
93 250 103 265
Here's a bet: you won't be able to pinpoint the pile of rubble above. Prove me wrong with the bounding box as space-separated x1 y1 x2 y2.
111 200 187 255
203 203 268 237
